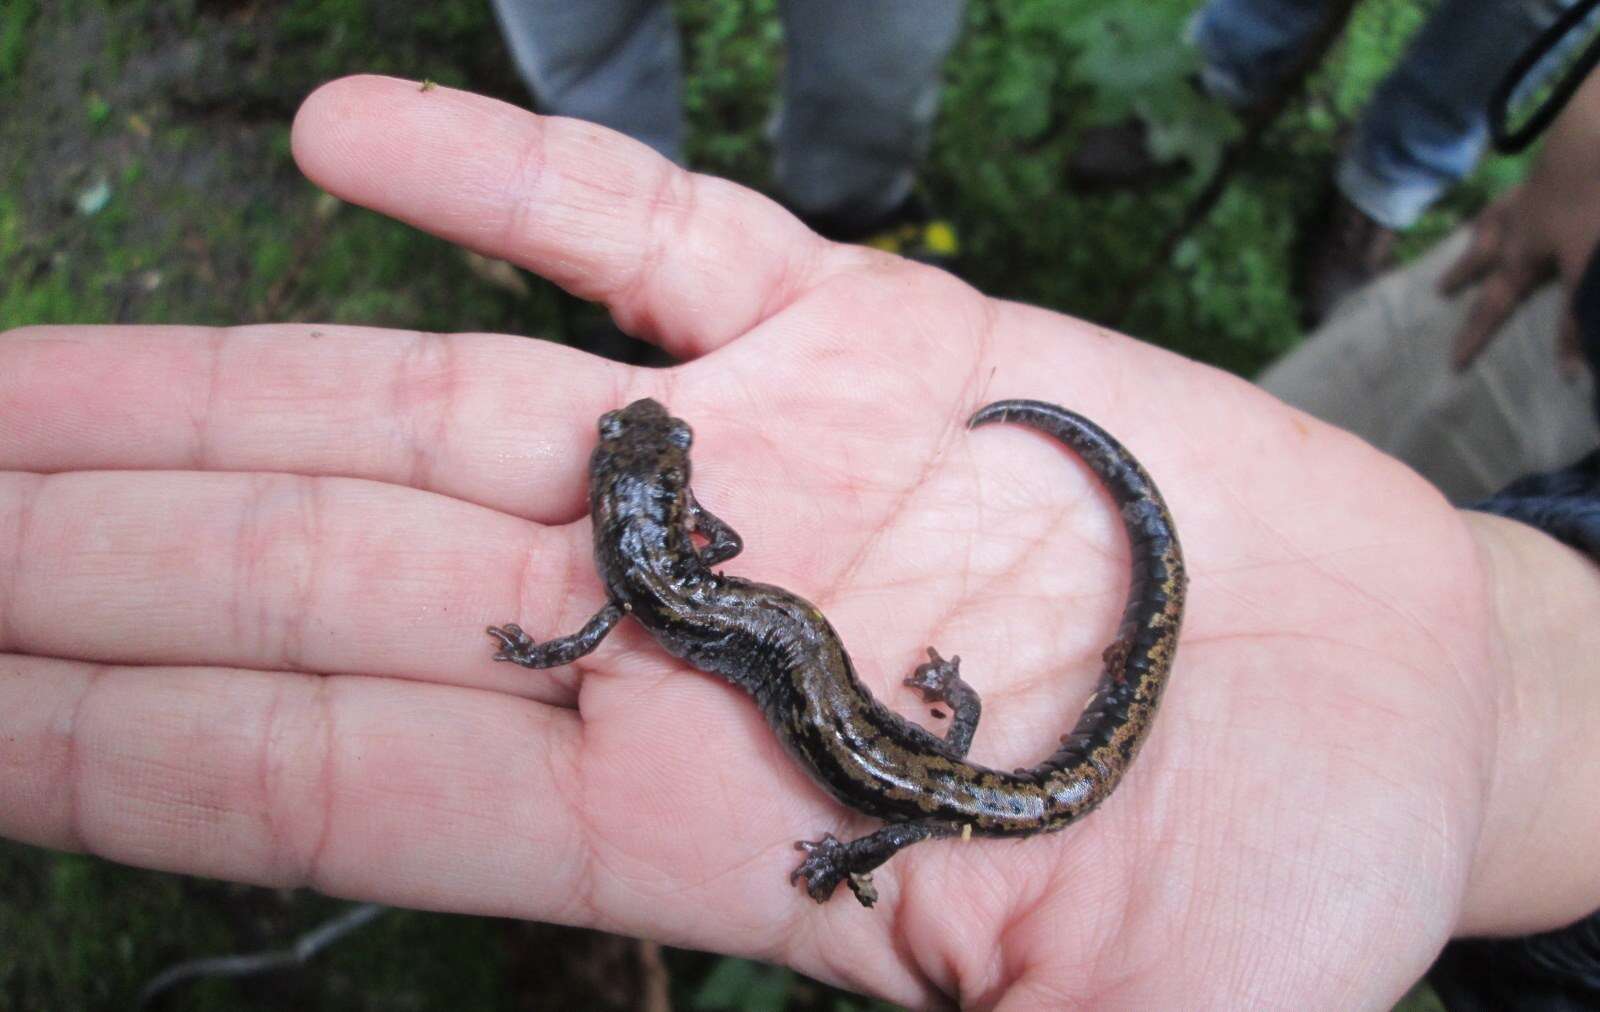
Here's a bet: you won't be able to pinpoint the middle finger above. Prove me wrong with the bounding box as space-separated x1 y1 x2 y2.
0 323 618 524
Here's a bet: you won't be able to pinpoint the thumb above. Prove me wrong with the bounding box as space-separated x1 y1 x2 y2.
1452 273 1526 370
1556 310 1587 380
1440 208 1507 296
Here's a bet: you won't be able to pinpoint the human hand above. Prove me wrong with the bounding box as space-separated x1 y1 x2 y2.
4 77 1598 1008
1440 71 1600 373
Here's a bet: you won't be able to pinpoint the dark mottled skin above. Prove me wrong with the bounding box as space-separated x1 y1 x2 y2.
488 398 1186 907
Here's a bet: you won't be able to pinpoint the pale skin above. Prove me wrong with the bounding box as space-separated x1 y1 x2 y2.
3 76 1600 1009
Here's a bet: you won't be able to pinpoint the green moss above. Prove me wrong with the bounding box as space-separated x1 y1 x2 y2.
1 846 233 1010
0 0 39 85
84 91 111 128
680 0 782 181
1394 980 1449 1012
0 192 18 262
1 844 512 1011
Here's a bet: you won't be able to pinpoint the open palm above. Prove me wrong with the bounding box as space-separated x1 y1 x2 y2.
1 77 1510 1008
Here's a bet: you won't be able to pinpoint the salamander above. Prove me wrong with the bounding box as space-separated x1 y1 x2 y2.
488 397 1185 907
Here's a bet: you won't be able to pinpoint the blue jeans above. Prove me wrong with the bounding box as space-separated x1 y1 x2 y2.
1192 0 1576 227
488 0 966 224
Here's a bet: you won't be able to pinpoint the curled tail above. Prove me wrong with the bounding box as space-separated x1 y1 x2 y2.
969 399 1187 823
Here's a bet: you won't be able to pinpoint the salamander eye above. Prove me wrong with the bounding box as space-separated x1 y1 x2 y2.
598 411 625 440
666 423 692 450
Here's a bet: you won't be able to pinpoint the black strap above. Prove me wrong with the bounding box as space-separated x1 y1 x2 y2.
1491 0 1600 152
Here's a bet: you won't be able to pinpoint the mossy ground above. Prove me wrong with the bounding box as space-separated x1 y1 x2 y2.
2 0 1502 1007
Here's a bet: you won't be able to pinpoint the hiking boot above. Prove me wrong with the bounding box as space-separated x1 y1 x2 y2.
1067 119 1187 191
1066 72 1262 190
1297 187 1396 327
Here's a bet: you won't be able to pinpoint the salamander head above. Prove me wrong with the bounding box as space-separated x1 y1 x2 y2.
592 398 695 499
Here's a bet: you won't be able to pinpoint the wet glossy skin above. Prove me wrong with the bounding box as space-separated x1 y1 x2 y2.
487 398 1186 907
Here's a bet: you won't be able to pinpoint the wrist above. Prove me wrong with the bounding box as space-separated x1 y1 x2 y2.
1457 511 1600 935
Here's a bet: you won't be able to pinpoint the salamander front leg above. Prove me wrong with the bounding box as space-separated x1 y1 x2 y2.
487 603 624 668
904 648 982 758
791 822 954 907
687 491 743 566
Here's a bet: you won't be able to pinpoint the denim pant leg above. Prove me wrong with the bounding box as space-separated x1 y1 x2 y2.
773 0 966 223
1189 0 1330 107
488 0 685 163
1339 0 1576 228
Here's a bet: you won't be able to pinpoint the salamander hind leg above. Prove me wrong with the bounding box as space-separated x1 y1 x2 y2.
687 490 744 566
904 648 982 757
487 603 624 668
791 822 950 907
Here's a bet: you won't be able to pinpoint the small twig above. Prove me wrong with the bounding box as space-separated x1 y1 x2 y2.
135 902 388 1009
638 939 673 1012
1113 0 1364 323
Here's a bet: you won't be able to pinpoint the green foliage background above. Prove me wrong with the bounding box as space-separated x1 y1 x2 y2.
1 0 1514 1007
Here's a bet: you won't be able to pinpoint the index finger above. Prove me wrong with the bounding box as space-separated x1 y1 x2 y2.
291 76 840 360
1439 214 1504 296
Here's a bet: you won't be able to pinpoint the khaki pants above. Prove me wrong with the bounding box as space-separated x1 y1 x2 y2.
1259 230 1599 503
